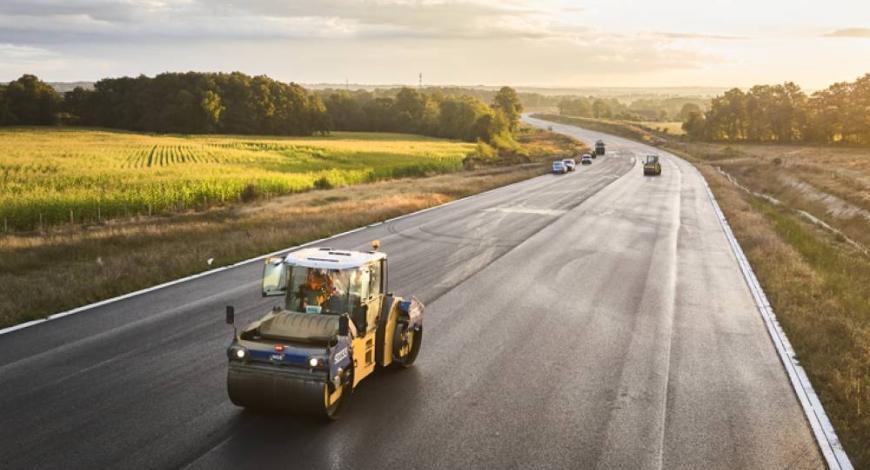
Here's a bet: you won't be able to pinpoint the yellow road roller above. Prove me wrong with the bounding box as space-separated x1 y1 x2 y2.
224 242 423 419
643 154 662 176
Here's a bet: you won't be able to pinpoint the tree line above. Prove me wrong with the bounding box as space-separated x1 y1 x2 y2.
0 73 523 144
558 95 707 122
334 85 556 110
319 86 521 143
0 75 62 126
1 72 328 135
682 74 870 145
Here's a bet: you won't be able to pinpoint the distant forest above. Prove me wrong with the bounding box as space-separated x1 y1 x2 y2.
0 73 524 145
682 74 870 145
557 95 708 122
7 72 867 145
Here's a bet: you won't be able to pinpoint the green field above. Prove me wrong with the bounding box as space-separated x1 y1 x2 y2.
0 128 474 230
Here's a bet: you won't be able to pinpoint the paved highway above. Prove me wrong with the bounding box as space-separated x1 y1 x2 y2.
0 117 823 469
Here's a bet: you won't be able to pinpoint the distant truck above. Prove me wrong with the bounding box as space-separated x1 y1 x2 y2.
595 140 605 156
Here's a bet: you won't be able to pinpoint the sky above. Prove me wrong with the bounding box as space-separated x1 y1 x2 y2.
0 0 869 90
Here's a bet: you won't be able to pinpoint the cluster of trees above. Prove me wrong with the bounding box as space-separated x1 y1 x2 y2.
64 72 329 135
683 74 870 145
0 73 523 144
320 86 522 143
557 95 706 122
383 86 555 110
0 75 63 125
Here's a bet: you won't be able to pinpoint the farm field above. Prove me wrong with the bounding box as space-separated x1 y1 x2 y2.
0 128 474 231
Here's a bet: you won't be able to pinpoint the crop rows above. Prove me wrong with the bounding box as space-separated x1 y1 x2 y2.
123 145 224 168
0 129 473 231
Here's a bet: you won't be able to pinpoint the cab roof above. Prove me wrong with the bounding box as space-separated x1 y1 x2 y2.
282 247 385 270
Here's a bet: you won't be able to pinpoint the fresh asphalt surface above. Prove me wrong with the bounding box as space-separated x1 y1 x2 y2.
0 116 824 469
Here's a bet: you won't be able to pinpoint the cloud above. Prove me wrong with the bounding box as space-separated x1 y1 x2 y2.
0 0 730 84
0 1 752 48
652 32 748 40
0 43 54 60
0 0 553 43
0 43 70 77
824 28 870 38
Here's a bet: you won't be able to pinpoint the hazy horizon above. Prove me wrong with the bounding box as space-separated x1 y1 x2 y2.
2 0 869 90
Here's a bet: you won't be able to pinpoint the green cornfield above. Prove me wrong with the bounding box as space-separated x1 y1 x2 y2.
0 128 474 231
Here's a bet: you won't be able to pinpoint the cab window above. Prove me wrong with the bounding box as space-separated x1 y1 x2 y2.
351 268 369 303
369 262 382 297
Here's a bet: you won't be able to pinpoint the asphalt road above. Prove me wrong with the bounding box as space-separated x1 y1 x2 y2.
0 116 823 469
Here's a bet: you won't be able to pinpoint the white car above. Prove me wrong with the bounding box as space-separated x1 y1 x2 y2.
581 154 593 165
552 160 568 174
563 159 576 171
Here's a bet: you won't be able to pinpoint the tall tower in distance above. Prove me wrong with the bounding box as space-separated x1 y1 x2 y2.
419 73 423 89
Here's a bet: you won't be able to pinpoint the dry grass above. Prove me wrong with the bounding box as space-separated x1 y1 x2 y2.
515 125 589 158
667 141 870 250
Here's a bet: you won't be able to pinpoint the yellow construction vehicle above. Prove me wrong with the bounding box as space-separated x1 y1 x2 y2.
643 155 662 176
224 242 423 419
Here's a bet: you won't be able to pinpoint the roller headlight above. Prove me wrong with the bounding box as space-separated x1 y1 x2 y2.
308 357 319 368
228 346 247 361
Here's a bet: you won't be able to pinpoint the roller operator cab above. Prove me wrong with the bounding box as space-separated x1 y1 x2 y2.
643 155 662 176
595 140 605 156
224 242 423 420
